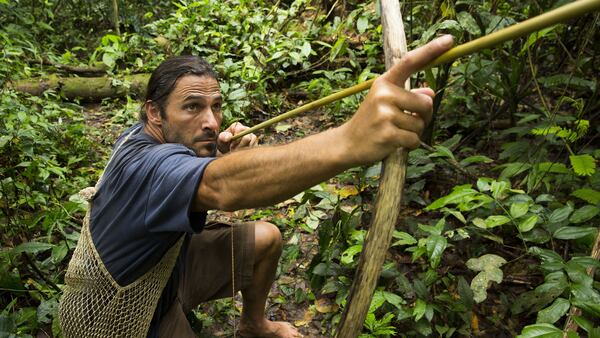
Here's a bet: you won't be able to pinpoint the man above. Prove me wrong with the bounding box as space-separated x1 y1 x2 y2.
59 35 454 337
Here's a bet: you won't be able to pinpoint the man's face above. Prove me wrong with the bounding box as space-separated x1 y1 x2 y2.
161 75 222 157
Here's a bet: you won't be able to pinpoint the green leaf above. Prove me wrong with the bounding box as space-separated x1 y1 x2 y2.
517 323 563 338
518 215 539 232
569 205 599 223
553 226 597 240
498 162 532 180
456 11 480 35
425 185 478 210
12 242 54 254
538 74 596 92
300 41 311 57
569 155 596 176
511 202 529 218
431 145 455 160
571 188 600 205
441 208 466 223
37 298 58 325
329 37 346 62
392 231 417 246
357 16 368 34
368 290 387 313
382 291 405 309
460 155 493 166
491 180 509 200
413 299 426 321
536 297 570 324
102 53 115 68
548 205 573 223
0 315 16 335
426 235 447 269
484 215 511 228
340 244 362 265
519 26 557 55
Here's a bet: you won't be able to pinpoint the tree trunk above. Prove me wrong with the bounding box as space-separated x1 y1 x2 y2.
335 1 410 337
112 0 121 35
8 74 150 101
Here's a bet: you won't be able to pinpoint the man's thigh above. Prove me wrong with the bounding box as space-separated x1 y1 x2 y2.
179 221 256 313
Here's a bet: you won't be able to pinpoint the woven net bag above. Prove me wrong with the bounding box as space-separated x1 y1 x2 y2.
59 197 183 337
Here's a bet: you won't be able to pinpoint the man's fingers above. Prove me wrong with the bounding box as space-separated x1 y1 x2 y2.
218 131 233 145
375 84 434 124
380 35 453 87
411 87 435 98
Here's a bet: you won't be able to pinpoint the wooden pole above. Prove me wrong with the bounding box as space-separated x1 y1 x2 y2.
336 1 409 336
231 0 600 141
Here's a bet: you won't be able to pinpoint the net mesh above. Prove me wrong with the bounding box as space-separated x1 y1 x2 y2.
58 187 184 337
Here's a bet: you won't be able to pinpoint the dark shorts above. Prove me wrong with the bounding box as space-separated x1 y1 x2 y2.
158 221 255 338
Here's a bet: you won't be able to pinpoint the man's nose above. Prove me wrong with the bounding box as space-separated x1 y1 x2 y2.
202 110 220 132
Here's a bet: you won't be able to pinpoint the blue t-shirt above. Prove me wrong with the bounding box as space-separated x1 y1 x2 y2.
89 123 215 337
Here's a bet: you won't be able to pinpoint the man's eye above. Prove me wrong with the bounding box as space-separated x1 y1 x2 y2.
212 103 222 111
185 104 199 111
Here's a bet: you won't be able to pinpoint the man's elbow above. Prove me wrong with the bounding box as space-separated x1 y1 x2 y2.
195 180 241 212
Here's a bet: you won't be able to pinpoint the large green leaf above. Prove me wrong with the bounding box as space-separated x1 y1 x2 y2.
510 202 529 218
517 323 562 338
548 205 573 223
569 155 596 176
426 234 447 269
425 185 478 210
484 215 511 228
456 11 480 35
536 297 570 324
538 74 596 92
518 215 539 232
569 205 599 223
11 242 54 254
571 188 600 205
553 226 597 240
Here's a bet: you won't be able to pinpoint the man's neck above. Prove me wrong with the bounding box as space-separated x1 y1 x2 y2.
143 122 166 144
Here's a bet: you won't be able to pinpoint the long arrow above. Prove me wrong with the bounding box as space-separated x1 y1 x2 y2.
231 0 600 141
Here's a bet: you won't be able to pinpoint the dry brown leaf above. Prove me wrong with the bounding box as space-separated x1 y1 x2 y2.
315 298 339 314
337 185 359 198
294 308 315 327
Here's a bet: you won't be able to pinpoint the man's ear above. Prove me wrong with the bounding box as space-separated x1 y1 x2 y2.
144 101 162 126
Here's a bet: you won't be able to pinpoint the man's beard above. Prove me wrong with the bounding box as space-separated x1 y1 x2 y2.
161 122 217 157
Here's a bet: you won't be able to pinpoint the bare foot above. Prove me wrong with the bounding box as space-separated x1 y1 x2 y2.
238 319 303 338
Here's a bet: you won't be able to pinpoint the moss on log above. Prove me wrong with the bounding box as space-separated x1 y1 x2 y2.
9 74 150 101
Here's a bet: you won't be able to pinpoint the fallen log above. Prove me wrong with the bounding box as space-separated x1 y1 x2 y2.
26 58 109 76
8 74 150 101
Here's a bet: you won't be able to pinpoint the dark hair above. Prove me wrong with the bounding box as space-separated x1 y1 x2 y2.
140 55 218 122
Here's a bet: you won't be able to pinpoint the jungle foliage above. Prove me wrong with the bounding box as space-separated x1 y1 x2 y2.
1 0 599 337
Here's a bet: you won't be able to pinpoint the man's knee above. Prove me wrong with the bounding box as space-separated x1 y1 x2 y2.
254 221 282 260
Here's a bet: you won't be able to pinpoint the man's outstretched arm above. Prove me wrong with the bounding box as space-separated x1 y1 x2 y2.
194 35 453 212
